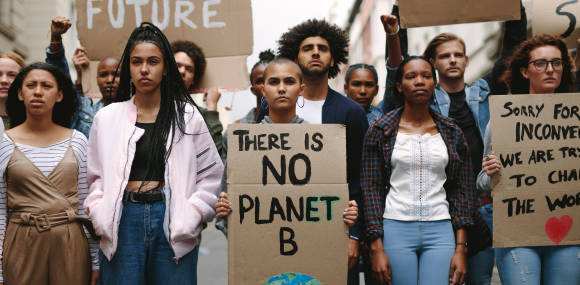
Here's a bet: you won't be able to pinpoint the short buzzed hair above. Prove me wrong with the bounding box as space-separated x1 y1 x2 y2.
264 57 304 83
423 33 466 61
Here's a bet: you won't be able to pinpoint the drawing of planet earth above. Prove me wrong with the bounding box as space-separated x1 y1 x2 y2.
264 273 322 285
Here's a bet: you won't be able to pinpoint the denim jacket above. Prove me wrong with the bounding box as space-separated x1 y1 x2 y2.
432 79 490 138
381 2 527 139
45 46 98 138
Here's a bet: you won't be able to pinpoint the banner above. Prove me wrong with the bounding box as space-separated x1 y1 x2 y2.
75 0 252 89
399 0 520 28
533 0 580 49
227 124 348 285
490 93 580 247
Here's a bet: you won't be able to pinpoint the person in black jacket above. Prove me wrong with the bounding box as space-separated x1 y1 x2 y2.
256 19 368 285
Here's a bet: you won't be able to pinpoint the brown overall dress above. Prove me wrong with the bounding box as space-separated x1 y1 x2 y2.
2 141 90 285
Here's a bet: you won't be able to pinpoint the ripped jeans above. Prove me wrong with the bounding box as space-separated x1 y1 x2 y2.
495 245 580 285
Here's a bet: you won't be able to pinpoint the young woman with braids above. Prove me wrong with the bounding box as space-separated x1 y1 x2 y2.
344 64 382 125
84 23 223 284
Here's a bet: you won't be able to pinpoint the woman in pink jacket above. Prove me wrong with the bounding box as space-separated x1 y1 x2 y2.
84 23 223 284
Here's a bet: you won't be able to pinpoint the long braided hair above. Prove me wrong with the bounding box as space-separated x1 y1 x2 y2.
114 22 199 181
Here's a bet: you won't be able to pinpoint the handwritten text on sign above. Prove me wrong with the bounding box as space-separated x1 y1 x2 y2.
75 0 252 60
489 94 580 247
533 0 580 48
227 124 348 284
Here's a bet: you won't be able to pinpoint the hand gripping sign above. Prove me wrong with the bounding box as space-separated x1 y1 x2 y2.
226 124 349 285
489 93 580 248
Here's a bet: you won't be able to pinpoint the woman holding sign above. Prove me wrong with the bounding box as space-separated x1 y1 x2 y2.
478 34 580 285
84 23 223 284
361 56 475 285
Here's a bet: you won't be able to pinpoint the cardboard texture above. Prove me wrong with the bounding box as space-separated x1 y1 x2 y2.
533 0 580 49
227 124 347 185
80 61 102 99
489 93 580 247
399 0 520 28
75 0 252 89
228 184 349 285
194 55 249 92
227 124 348 285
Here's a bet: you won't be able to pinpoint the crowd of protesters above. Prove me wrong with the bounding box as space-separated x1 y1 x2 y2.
0 1 579 284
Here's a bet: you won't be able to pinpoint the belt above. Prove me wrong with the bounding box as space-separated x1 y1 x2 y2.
10 209 91 233
123 189 164 204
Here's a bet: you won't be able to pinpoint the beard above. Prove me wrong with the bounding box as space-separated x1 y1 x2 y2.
298 61 331 78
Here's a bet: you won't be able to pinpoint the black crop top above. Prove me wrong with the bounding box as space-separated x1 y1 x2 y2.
128 122 165 181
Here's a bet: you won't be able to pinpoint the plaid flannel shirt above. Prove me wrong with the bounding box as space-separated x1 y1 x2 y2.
362 107 476 242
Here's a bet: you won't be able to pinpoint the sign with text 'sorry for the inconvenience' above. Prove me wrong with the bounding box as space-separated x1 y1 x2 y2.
490 93 580 248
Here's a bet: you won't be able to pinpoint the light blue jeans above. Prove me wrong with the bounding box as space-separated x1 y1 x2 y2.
99 193 199 285
382 219 455 285
495 245 580 285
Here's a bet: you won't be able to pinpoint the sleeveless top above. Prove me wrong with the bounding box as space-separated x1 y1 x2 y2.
5 143 80 214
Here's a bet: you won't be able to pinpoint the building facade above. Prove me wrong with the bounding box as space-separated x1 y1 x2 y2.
1 0 76 66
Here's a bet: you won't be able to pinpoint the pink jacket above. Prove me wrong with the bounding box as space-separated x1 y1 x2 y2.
84 97 223 260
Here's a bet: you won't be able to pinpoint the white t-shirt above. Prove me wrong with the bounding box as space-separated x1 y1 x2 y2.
383 132 451 221
296 97 325 124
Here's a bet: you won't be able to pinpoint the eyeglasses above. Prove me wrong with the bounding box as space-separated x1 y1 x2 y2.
528 58 563 72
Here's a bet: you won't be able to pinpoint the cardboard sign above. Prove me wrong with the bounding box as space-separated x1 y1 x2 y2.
75 0 252 89
227 124 348 285
490 93 580 248
399 0 520 28
533 0 580 49
80 61 102 100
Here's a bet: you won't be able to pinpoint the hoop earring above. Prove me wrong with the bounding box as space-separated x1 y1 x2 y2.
297 96 305 108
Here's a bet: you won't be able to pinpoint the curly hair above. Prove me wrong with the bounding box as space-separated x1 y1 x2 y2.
502 34 574 94
171 40 206 89
278 19 348 79
7 62 77 127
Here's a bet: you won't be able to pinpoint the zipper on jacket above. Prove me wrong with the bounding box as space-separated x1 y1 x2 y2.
166 147 179 264
110 127 137 259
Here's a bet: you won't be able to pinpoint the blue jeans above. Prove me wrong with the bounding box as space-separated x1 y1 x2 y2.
467 246 494 285
466 204 494 285
99 195 199 285
383 219 455 285
495 245 580 285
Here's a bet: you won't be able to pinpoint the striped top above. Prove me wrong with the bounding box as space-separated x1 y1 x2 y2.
0 130 99 281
